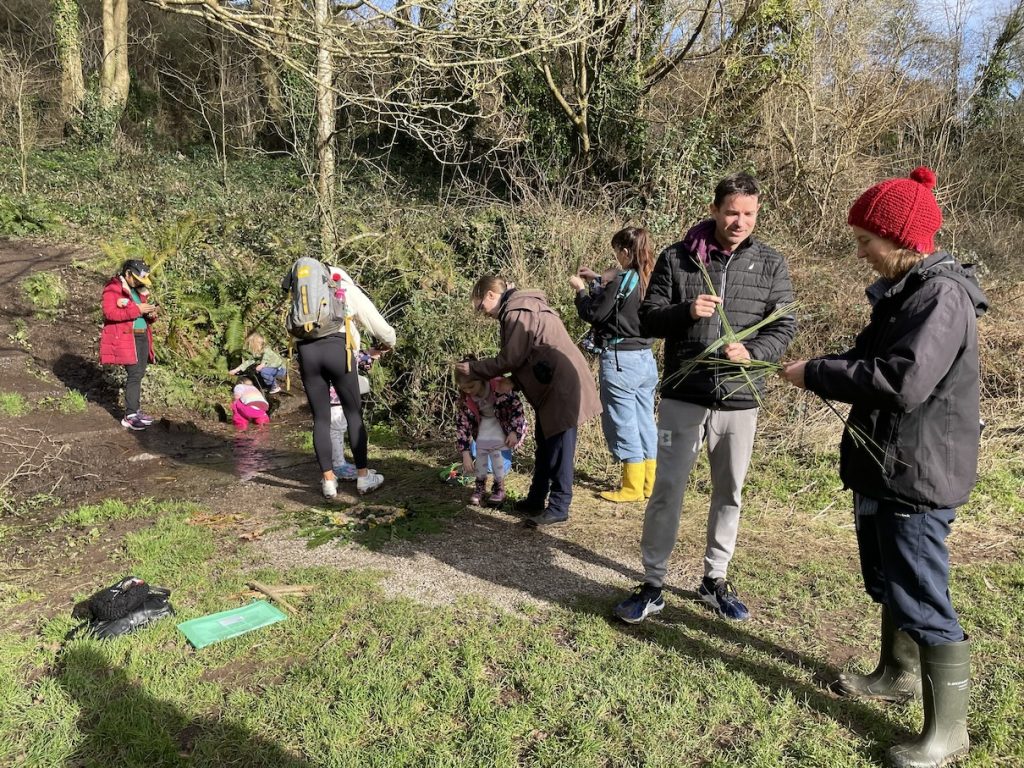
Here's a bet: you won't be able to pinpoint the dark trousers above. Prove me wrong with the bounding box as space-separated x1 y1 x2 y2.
855 494 964 646
297 335 367 472
123 333 149 416
526 423 578 515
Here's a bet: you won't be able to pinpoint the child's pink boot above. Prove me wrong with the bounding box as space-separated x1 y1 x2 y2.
469 478 486 506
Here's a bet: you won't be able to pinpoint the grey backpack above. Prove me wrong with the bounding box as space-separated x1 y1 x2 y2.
285 257 348 340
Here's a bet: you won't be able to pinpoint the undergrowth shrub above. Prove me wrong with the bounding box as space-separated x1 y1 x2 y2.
19 272 67 319
0 195 59 236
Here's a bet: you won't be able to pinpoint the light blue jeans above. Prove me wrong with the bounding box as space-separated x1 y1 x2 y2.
599 347 658 464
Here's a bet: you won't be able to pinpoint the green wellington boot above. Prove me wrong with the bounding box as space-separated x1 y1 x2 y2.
887 638 970 768
837 606 921 702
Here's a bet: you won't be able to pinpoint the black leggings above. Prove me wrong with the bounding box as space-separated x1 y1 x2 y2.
124 333 149 416
297 335 367 472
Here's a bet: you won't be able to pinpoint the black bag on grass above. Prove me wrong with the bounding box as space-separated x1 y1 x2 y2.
67 585 174 641
89 587 174 640
72 576 150 622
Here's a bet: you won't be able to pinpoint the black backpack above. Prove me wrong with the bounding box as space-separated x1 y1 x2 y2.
68 577 174 641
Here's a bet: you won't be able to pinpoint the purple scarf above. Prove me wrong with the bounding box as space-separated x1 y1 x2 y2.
681 219 724 265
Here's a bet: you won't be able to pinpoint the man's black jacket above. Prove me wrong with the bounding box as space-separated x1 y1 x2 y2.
640 235 796 409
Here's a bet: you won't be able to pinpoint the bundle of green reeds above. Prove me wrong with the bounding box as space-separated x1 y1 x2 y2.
664 259 894 470
663 259 798 407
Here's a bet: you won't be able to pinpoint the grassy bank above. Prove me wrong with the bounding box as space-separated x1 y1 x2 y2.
1 481 1021 767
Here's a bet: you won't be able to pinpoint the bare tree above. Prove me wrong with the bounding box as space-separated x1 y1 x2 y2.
139 0 613 254
0 44 43 194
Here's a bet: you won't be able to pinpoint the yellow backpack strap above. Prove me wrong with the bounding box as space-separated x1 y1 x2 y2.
282 302 293 392
345 315 354 372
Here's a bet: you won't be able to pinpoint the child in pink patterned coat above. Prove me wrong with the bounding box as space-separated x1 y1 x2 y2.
455 372 527 506
231 376 270 430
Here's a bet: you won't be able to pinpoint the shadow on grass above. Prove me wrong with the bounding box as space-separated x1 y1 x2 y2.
312 451 902 759
56 645 312 767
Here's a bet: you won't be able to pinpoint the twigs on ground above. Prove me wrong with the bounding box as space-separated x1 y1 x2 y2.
246 581 315 615
0 427 69 515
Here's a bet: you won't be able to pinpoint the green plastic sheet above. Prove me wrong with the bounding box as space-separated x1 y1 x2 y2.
177 600 287 649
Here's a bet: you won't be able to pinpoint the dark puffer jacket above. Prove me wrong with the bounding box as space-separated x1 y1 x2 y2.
640 236 796 409
805 253 988 511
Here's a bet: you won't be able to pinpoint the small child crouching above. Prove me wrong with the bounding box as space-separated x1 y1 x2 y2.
232 376 270 430
455 371 526 506
228 332 287 394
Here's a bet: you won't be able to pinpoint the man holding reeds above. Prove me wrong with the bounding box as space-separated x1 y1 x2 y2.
780 167 987 768
613 172 796 624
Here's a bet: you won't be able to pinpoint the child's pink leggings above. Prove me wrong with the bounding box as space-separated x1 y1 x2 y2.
232 400 270 430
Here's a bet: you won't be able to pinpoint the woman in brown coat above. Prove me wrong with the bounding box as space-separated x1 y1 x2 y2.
455 276 602 525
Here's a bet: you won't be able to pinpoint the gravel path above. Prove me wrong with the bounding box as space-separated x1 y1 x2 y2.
254 505 708 613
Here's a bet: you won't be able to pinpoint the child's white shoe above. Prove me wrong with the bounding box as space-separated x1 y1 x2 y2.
357 470 384 495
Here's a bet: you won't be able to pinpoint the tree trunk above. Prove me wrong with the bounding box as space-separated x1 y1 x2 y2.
315 0 336 257
52 0 85 131
100 0 130 117
257 0 287 129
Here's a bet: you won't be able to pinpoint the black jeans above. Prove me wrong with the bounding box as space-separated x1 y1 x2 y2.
525 423 578 516
124 333 149 416
855 494 964 646
297 334 367 472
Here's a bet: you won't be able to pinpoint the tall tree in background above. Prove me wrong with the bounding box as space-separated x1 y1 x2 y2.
314 0 335 254
100 0 130 118
52 0 85 132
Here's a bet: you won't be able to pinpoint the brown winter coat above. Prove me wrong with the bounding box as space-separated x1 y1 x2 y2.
469 289 602 437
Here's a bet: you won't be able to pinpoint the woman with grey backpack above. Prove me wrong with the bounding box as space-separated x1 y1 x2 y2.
282 258 395 499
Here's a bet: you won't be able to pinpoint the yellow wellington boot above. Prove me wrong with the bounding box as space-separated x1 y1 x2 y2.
643 459 657 499
601 462 645 503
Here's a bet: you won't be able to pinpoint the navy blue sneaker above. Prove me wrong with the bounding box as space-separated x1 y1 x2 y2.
527 508 569 526
613 583 665 624
697 577 750 621
120 414 147 431
511 498 545 516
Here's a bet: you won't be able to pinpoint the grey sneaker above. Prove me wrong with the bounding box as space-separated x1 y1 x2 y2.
321 477 338 499
357 470 384 495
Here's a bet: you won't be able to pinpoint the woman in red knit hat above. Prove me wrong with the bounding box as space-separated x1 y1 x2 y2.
780 167 988 768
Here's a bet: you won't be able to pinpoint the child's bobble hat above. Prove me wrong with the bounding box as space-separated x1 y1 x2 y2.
847 166 943 253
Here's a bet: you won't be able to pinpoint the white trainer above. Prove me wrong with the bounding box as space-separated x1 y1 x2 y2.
321 477 338 499
356 470 384 495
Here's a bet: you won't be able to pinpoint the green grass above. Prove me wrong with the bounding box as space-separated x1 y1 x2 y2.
5 318 31 350
1 492 1021 767
38 389 87 414
55 498 202 528
0 391 28 417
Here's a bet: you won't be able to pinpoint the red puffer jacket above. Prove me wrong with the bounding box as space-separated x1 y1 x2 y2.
99 276 154 365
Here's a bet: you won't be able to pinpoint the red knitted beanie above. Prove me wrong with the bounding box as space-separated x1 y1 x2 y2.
847 167 942 253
